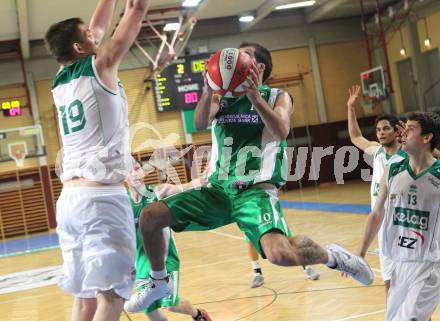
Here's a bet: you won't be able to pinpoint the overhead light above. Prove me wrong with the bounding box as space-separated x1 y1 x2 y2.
275 0 316 10
424 37 431 48
182 0 200 7
239 14 255 23
422 17 431 48
164 23 180 31
399 28 406 56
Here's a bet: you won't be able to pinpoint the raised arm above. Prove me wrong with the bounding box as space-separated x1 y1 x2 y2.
95 0 150 87
194 71 220 130
89 0 118 45
347 85 379 154
357 167 388 257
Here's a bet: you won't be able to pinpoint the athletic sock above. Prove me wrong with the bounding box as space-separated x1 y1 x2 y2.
251 260 262 275
325 250 336 268
151 268 167 280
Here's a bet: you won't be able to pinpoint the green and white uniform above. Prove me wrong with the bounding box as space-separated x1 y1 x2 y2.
382 158 440 321
370 146 407 208
52 55 132 183
129 185 180 314
53 55 135 300
366 145 407 281
163 85 291 257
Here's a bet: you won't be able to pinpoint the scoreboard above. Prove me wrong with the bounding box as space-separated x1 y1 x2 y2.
154 53 210 112
1 100 22 117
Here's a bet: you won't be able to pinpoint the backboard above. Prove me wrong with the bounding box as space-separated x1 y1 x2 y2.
360 66 387 101
0 125 46 165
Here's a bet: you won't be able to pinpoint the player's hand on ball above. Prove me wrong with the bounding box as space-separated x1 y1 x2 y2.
244 61 261 103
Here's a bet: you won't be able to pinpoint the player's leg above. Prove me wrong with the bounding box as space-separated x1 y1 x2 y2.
146 309 168 321
93 290 124 321
71 297 96 321
167 300 212 321
235 186 374 285
128 186 232 312
246 238 264 288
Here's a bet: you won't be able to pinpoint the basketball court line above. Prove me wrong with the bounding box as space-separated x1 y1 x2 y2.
331 309 386 321
193 284 384 306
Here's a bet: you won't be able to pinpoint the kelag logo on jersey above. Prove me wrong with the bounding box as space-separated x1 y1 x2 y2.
393 207 429 231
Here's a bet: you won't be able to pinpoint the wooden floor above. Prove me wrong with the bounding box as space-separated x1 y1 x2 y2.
0 180 438 321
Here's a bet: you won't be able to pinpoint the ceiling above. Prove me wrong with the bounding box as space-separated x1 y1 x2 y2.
0 0 433 58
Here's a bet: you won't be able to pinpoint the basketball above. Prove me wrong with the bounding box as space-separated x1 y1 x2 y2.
206 48 254 97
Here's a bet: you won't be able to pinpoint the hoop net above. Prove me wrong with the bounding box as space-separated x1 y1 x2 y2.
8 142 28 168
360 96 378 115
135 15 197 81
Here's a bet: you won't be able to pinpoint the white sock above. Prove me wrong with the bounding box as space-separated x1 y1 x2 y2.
326 250 336 268
251 260 261 270
151 268 167 280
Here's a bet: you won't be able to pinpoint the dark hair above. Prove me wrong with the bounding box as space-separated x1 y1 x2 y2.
239 42 273 82
407 111 440 150
44 18 85 63
374 113 399 130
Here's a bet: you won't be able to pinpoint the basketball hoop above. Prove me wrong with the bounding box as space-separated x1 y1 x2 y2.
135 15 197 81
8 142 28 168
361 96 378 115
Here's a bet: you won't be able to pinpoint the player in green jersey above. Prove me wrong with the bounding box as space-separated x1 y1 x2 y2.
125 43 374 312
126 161 212 321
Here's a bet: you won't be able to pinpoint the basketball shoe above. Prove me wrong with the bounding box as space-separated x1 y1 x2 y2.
251 274 264 288
193 309 212 321
326 243 374 285
124 276 173 313
304 266 320 280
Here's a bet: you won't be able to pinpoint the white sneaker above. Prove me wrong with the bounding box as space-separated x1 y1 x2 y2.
124 276 173 313
326 243 374 286
304 266 320 280
251 274 264 288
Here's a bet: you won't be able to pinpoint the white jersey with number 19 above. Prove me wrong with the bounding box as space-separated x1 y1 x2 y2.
52 55 132 183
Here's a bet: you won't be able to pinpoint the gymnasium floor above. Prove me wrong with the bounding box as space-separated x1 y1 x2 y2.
0 180 438 321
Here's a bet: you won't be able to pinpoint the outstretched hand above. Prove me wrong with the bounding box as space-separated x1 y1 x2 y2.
347 85 361 109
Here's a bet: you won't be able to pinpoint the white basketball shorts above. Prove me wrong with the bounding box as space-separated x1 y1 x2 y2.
56 186 136 299
386 261 440 321
379 251 394 281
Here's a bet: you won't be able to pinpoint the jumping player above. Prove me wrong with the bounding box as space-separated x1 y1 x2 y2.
126 162 212 321
125 43 374 312
357 111 440 321
347 84 406 296
45 1 150 320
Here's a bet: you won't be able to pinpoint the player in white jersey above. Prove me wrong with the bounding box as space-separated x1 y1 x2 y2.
44 1 151 321
347 85 406 296
357 111 440 321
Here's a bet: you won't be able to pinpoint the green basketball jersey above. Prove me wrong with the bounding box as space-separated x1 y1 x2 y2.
208 85 288 193
382 158 440 262
128 185 180 279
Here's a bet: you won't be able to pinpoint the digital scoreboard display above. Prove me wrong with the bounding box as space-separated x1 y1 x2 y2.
1 100 22 117
154 53 211 112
